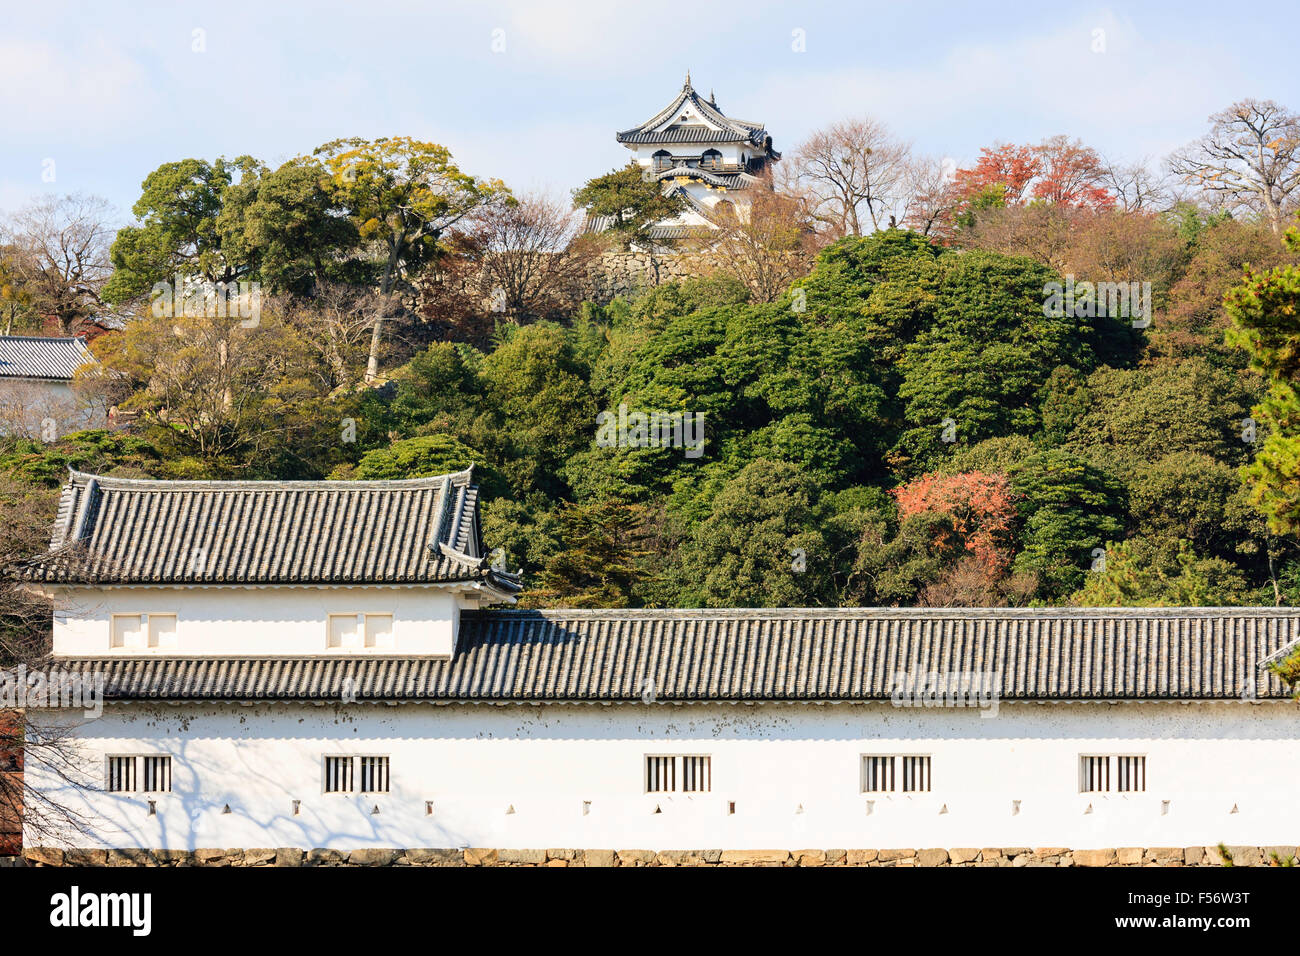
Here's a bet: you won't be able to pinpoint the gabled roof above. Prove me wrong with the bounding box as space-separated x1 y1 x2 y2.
0 335 93 381
617 76 776 154
649 167 760 190
15 468 520 594
48 607 1300 703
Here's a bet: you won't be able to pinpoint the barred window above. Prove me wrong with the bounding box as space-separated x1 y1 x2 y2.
645 755 710 793
107 755 136 792
681 755 711 792
324 755 354 793
1116 756 1146 792
1080 755 1145 793
142 756 172 792
359 756 390 793
862 755 931 793
901 755 931 793
325 755 390 793
862 755 894 793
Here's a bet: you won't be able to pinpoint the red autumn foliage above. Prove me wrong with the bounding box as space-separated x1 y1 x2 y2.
1030 135 1117 210
952 143 1040 206
892 471 1019 577
947 138 1117 225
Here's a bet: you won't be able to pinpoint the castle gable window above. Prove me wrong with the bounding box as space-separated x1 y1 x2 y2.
110 612 176 651
327 613 394 651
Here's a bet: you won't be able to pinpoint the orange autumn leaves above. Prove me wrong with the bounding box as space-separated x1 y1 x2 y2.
892 471 1019 579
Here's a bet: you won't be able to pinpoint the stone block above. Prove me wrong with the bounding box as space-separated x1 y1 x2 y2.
24 846 64 867
1225 845 1260 867
401 848 461 865
498 849 546 865
617 849 656 865
1073 849 1117 867
348 848 399 866
877 848 915 862
719 850 790 865
1116 847 1144 865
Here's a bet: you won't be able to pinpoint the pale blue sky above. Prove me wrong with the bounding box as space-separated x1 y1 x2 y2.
2 0 1296 224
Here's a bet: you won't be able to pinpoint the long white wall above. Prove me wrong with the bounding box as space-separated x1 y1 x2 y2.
52 586 463 657
26 700 1300 851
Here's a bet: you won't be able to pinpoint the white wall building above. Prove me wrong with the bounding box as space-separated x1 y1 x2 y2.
0 335 106 438
588 75 780 243
13 469 1300 852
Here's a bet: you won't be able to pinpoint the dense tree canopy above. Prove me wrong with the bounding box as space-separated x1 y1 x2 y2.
8 108 1300 612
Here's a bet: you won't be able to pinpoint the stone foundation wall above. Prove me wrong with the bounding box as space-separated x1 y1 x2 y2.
5 845 1294 867
582 251 705 302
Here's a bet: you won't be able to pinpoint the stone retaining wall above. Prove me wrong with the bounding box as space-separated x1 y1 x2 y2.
581 251 705 302
4 845 1293 867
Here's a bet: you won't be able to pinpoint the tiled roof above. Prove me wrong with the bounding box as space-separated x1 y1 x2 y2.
0 335 93 380
619 128 754 145
15 468 520 593
616 78 775 152
650 167 757 190
580 215 706 241
48 607 1300 702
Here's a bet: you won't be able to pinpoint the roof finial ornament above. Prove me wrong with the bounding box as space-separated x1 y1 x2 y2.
684 69 691 89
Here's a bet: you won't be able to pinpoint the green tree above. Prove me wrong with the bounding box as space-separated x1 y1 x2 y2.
219 157 359 295
895 250 1089 471
104 156 261 303
315 137 509 382
527 500 652 608
0 431 160 487
573 163 685 251
665 459 831 607
478 323 598 496
1009 450 1127 597
1063 359 1254 480
1069 539 1249 606
1226 224 1300 535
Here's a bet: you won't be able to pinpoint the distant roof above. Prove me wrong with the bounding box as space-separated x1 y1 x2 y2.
15 468 520 594
46 607 1300 703
617 77 778 156
0 335 93 381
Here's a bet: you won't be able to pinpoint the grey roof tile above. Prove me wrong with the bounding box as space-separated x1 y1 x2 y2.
0 335 93 380
48 607 1300 702
17 468 519 591
616 80 774 151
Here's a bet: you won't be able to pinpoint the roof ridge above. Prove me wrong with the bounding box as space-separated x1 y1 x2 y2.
465 606 1300 620
66 467 476 492
0 334 88 343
